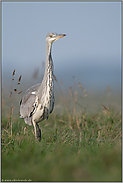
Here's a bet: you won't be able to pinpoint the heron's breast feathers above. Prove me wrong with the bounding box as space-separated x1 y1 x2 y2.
20 88 54 124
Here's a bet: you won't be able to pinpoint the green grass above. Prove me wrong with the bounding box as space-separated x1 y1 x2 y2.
1 109 122 182
1 70 122 181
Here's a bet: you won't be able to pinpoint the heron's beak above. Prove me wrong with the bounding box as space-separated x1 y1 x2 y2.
56 34 66 40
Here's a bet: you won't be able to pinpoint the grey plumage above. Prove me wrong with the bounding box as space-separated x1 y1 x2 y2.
20 32 66 141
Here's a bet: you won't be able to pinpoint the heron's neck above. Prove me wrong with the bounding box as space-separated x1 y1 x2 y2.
44 41 54 79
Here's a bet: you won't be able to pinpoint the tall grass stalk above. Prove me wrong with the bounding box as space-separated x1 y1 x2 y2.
6 70 22 138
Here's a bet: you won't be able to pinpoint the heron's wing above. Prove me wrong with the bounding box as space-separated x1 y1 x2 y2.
20 83 40 125
20 83 40 104
26 83 41 94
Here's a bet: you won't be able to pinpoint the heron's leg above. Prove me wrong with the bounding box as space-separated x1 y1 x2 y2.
36 123 41 142
32 120 37 139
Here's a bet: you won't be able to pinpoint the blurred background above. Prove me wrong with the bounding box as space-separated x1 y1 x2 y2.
2 2 121 115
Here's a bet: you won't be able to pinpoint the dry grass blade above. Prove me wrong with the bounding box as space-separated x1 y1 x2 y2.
84 89 87 97
18 91 22 94
73 91 77 119
110 131 122 144
76 116 80 129
7 70 16 131
7 70 22 137
79 82 84 90
69 87 72 97
32 69 39 79
102 104 110 115
10 91 12 97
84 89 86 94
53 74 58 82
3 129 10 135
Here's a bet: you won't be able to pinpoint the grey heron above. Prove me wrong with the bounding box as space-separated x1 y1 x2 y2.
20 32 66 141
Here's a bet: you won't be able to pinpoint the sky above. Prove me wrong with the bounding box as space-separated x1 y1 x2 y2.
2 2 121 95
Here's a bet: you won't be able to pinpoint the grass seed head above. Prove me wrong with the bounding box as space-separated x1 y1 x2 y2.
79 82 84 90
18 75 22 85
102 104 110 115
12 70 15 76
18 75 22 82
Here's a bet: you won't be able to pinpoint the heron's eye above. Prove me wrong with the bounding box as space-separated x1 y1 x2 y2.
50 35 55 38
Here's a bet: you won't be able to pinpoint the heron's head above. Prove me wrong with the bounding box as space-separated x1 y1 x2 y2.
46 32 66 44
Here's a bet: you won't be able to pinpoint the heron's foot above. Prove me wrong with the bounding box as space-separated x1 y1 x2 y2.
36 128 41 142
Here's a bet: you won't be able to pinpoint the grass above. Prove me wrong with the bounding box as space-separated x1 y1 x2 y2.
1 70 122 182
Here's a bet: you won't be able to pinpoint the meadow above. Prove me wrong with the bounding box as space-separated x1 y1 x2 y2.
1 70 122 182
